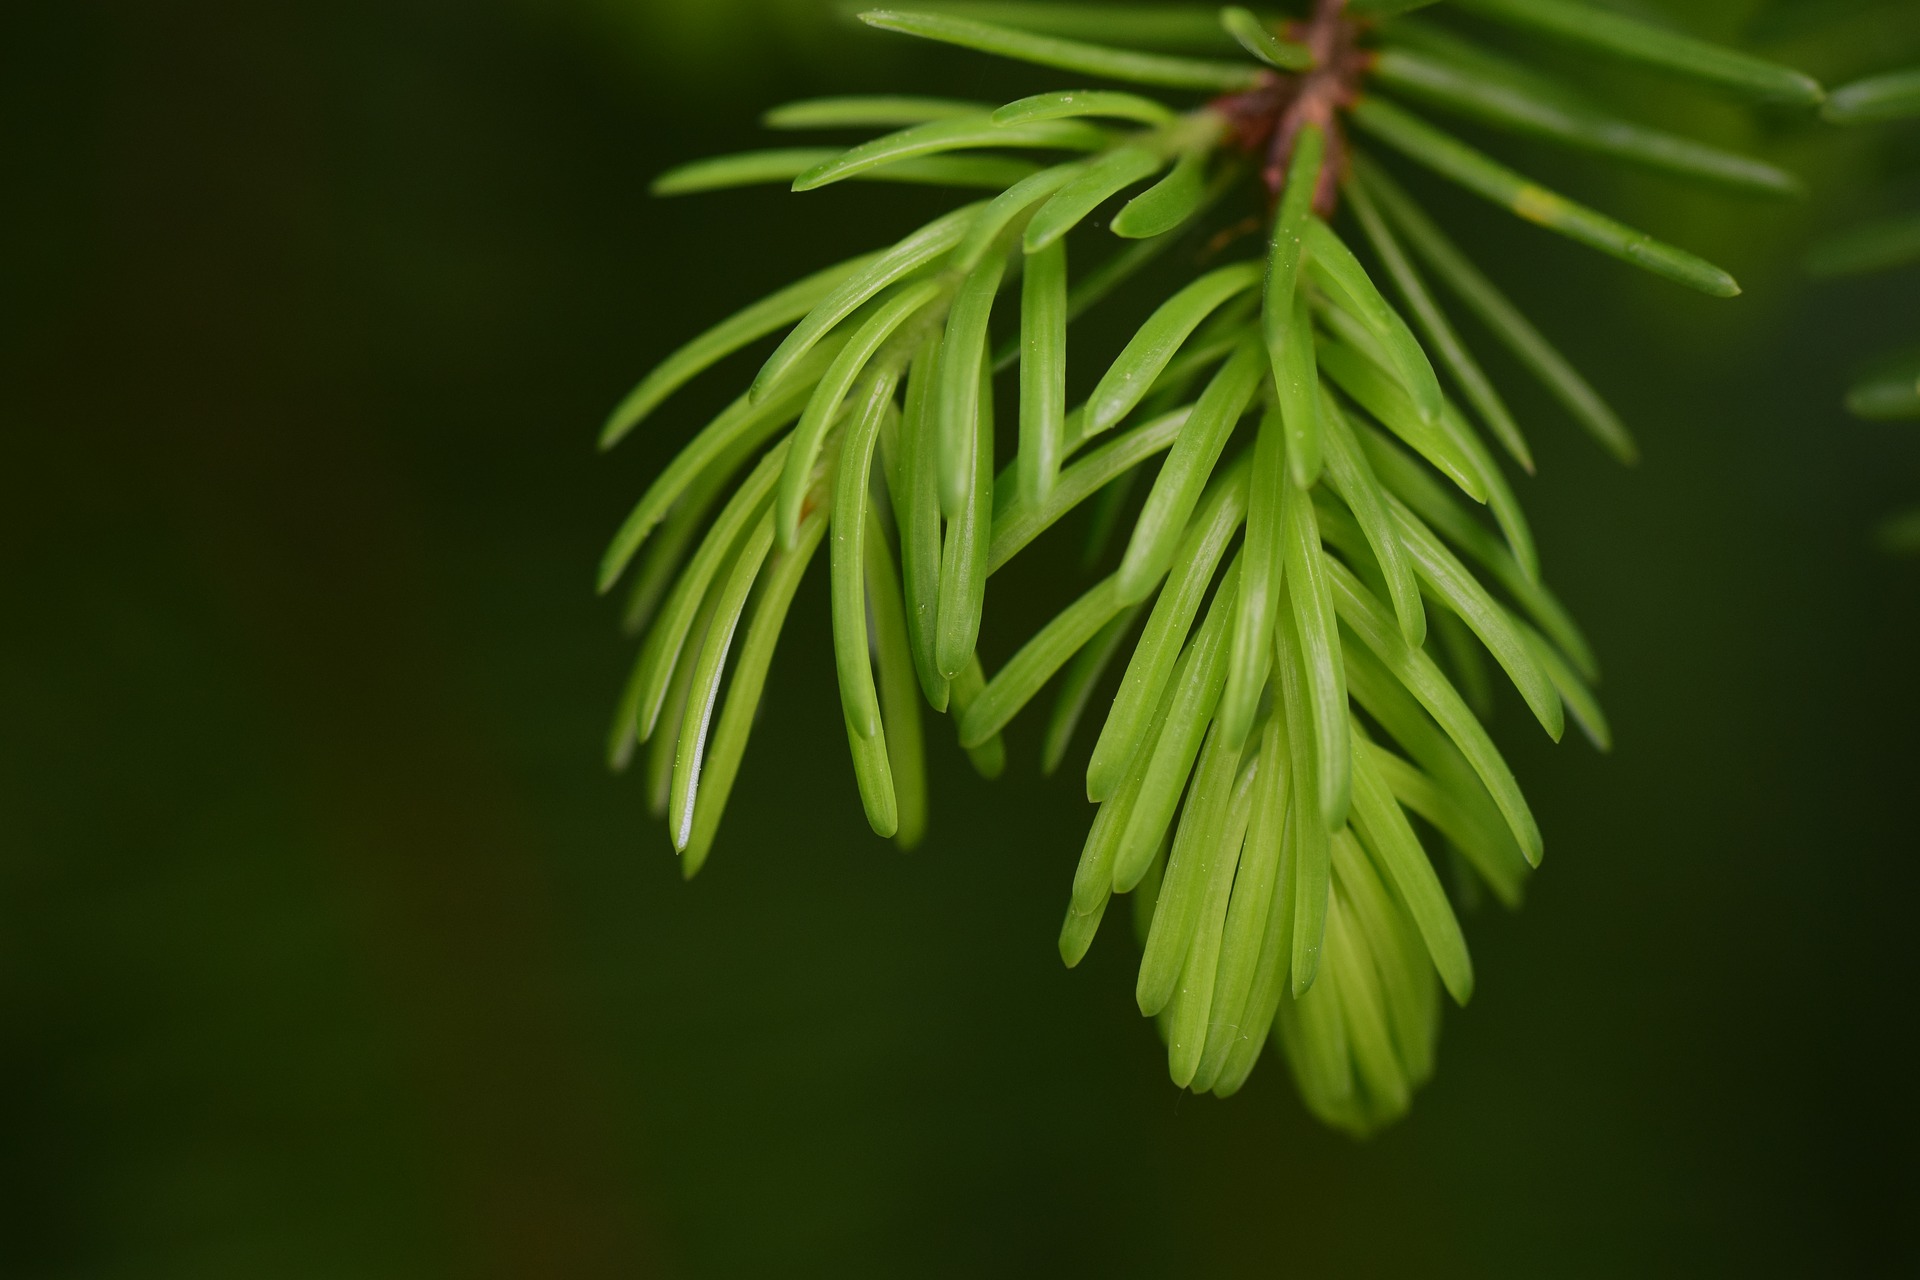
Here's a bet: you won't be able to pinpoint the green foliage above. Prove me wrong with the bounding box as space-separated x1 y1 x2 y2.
599 0 1824 1130
1814 61 1920 549
1822 65 1920 124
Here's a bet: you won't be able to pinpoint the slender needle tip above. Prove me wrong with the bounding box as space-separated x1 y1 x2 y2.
598 408 639 451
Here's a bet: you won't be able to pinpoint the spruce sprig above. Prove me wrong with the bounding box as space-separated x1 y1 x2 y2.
1813 64 1920 553
600 0 1819 1130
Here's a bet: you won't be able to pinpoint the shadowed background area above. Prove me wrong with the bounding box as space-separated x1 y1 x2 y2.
2 0 1916 1275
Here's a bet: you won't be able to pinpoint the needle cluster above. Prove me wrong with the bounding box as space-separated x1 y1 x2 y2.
1812 64 1920 553
599 0 1822 1130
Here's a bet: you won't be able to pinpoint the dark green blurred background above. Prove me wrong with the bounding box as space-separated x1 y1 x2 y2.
4 1 1917 1275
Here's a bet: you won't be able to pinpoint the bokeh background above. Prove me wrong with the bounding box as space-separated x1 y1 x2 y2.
4 0 1917 1275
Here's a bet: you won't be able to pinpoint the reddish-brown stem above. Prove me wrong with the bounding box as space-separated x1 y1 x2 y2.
1210 0 1374 216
